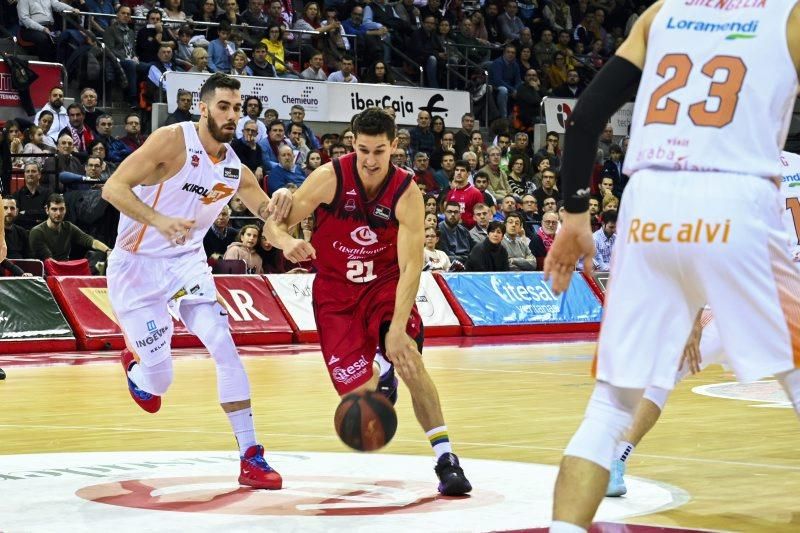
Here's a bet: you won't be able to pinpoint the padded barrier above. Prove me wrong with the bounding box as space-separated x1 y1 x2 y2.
0 277 76 353
47 275 293 350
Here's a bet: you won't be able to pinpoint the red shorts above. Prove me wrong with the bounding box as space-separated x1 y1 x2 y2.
313 275 422 395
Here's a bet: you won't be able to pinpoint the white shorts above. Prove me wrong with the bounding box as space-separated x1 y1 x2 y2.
107 248 216 365
596 170 800 390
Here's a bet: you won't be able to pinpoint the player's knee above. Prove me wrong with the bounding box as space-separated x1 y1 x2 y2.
642 386 670 411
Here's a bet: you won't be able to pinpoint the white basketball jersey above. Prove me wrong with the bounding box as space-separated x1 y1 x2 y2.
115 122 243 257
624 0 799 178
780 150 800 260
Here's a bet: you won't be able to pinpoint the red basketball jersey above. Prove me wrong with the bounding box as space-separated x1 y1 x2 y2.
312 153 414 285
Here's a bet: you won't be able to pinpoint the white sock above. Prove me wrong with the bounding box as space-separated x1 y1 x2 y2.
550 520 587 533
127 362 145 389
616 440 635 462
226 408 257 455
375 351 392 378
425 425 453 460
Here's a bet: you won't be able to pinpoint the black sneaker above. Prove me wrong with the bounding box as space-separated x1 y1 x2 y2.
435 453 472 496
377 366 398 405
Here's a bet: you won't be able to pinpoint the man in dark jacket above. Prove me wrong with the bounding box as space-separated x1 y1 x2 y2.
409 15 446 89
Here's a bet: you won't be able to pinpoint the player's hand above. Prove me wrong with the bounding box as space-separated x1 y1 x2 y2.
282 238 316 263
544 211 594 294
384 327 421 380
268 188 293 220
679 314 704 375
154 215 195 242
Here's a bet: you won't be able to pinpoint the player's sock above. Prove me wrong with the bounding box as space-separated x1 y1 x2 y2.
375 351 392 378
226 407 257 455
426 425 452 459
616 440 635 463
550 520 587 533
127 361 145 388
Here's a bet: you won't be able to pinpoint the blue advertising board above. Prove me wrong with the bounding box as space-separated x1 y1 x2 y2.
440 272 602 326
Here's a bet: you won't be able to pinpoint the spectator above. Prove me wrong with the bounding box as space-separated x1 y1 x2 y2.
188 47 211 73
35 111 57 150
285 105 321 150
230 50 254 75
340 128 355 152
268 144 305 193
445 160 484 229
164 89 196 126
543 0 572 32
136 9 173 64
553 69 583 98
480 146 511 200
602 143 628 197
547 52 569 92
265 0 292 33
319 5 351 70
147 43 177 96
192 0 219 42
520 194 541 236
3 197 32 258
203 205 236 259
286 123 310 167
243 0 268 36
263 108 279 124
423 227 451 271
22 125 55 167
588 197 602 232
541 195 558 214
535 131 562 171
409 15 445 88
303 150 322 176
481 3 503 44
34 87 69 142
329 143 347 159
508 131 532 174
590 209 617 272
247 42 277 77
516 69 543 130
438 201 472 263
257 119 286 171
598 174 614 200
507 157 531 197
533 28 557 67
59 155 105 191
293 2 335 48
93 114 132 164
466 221 508 272
223 224 263 274
495 194 517 222
228 194 254 229
498 0 525 42
319 133 336 163
453 112 476 160
45 134 85 191
412 152 438 196
434 152 455 192
424 212 438 230
488 44 521 119
396 128 411 155
431 130 456 172
409 110 435 160
502 212 535 270
13 163 49 229
517 46 537 78
119 113 147 154
462 151 479 177
134 0 165 20
602 194 619 212
529 210 558 260
514 27 535 53
430 116 446 146
231 119 265 181
531 154 551 188
58 104 94 156
261 24 298 78
103 6 140 108
174 24 195 71
208 20 236 73
29 193 111 260
86 141 116 180
78 88 102 133
394 0 421 30
391 146 412 173
364 60 395 85
17 0 79 62
597 123 615 162
496 131 512 171
300 50 327 81
473 171 496 213
5 121 25 171
469 202 491 244
468 130 487 169
216 0 243 34
327 55 358 83
452 18 491 68
341 4 391 66
533 169 561 206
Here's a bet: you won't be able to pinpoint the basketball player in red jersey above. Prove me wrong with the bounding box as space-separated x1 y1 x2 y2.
265 108 471 496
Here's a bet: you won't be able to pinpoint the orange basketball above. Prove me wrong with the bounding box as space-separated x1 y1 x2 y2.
334 390 398 451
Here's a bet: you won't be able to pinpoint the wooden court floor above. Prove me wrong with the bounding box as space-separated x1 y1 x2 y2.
1 340 799 532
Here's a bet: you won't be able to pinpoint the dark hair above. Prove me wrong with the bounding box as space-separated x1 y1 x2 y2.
218 20 232 33
253 41 267 51
146 8 161 19
424 193 437 205
47 193 65 208
351 107 396 141
87 139 106 156
66 103 83 115
266 23 282 39
125 112 141 124
236 224 261 244
505 212 522 225
445 201 461 210
267 119 284 131
609 143 623 154
176 88 192 102
199 72 241 103
474 170 489 180
487 220 506 234
601 209 618 224
244 96 263 116
38 110 54 121
453 159 469 171
461 112 474 120
96 113 113 124
330 142 347 153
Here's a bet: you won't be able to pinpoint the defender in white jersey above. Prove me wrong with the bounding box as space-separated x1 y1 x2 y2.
605 150 800 497
102 73 291 490
543 2 800 531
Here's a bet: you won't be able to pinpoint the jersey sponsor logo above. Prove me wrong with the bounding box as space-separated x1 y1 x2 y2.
684 0 766 10
327 354 340 366
627 218 731 244
190 154 200 168
345 188 357 196
182 182 236 205
223 167 240 180
665 16 759 39
350 225 379 246
331 355 370 384
373 205 391 220
344 199 357 211
135 322 170 350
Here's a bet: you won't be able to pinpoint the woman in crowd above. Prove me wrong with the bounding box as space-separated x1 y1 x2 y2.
431 115 446 145
189 47 211 72
517 46 536 75
262 25 296 78
223 224 264 274
192 0 219 42
424 213 439 230
293 2 340 51
424 194 439 217
304 150 322 176
36 111 56 149
364 61 395 85
507 156 530 197
424 227 451 271
6 120 26 170
469 130 486 169
547 52 569 89
87 140 116 180
230 50 253 75
466 221 509 272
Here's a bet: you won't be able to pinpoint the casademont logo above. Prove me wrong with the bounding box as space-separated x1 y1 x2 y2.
182 182 236 205
350 225 378 246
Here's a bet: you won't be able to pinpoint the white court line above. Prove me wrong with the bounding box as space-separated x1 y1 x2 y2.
1 423 799 473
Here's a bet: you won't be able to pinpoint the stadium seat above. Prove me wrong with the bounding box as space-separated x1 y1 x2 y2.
43 258 91 276
213 259 247 274
10 259 45 276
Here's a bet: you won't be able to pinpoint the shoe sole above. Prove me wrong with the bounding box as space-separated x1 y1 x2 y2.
238 475 283 490
438 479 473 496
606 486 627 497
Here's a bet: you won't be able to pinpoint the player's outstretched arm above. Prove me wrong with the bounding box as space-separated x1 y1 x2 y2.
236 165 292 221
384 184 425 378
263 163 336 263
102 125 195 242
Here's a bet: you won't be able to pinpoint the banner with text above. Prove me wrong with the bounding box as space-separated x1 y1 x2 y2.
48 275 293 350
267 272 461 338
543 97 635 136
164 72 470 128
0 60 63 110
440 272 602 326
0 278 74 353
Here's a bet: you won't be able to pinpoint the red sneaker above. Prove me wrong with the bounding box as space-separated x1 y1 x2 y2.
239 445 283 490
121 349 161 413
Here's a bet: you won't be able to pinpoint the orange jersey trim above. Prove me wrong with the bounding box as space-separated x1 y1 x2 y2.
131 182 165 253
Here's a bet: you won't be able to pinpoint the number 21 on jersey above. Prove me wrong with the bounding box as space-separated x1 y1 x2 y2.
347 260 377 283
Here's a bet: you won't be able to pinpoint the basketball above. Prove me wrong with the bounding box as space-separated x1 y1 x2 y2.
334 390 397 451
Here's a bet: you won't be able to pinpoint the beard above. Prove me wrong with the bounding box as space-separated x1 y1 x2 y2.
207 114 236 143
